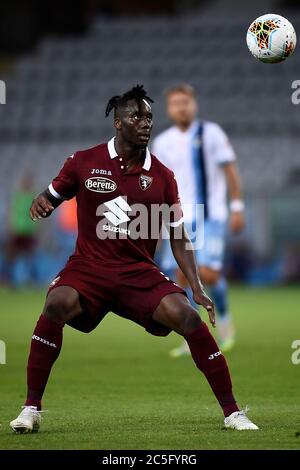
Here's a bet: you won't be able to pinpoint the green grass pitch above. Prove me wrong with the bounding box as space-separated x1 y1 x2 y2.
0 286 299 450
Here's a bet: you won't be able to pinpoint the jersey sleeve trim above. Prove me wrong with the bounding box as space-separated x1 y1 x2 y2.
168 217 184 228
48 183 65 200
218 154 236 165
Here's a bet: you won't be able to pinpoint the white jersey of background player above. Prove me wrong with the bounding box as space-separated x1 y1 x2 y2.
152 84 245 355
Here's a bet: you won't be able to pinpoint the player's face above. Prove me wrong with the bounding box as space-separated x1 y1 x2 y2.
116 99 153 148
167 92 198 128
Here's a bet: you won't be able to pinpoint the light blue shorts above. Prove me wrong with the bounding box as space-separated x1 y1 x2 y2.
156 219 226 274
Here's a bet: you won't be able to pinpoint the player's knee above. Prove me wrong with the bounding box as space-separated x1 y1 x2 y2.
175 305 201 336
182 309 202 335
44 294 75 323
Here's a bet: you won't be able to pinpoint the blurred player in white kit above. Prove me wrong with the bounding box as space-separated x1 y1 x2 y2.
153 84 245 356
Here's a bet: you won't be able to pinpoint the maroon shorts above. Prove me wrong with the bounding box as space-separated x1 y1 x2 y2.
48 257 186 336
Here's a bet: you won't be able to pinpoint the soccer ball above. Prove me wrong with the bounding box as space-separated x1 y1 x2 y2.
246 14 297 63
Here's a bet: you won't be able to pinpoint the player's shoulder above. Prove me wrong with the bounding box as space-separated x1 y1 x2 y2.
74 142 108 160
152 126 177 147
203 120 226 137
150 153 175 180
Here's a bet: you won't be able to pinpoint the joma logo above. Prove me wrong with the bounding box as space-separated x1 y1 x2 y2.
32 335 57 348
85 177 117 193
208 351 222 360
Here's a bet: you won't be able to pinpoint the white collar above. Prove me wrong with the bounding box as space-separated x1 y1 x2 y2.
107 137 151 171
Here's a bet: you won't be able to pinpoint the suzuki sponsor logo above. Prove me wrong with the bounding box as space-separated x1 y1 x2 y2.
208 351 222 360
95 196 205 247
102 196 131 226
85 177 117 193
102 224 130 235
96 196 132 238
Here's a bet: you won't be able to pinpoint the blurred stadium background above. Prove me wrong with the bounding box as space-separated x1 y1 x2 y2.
1 0 300 452
0 0 300 288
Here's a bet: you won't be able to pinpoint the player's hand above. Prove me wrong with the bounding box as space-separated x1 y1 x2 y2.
30 194 54 221
193 287 215 327
230 211 245 234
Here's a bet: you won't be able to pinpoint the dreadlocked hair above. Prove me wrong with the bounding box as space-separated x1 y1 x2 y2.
105 84 154 117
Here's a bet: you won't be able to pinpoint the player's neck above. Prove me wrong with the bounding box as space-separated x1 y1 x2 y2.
114 137 145 168
176 122 193 132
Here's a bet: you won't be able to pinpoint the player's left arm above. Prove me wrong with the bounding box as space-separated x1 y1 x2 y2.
223 162 245 234
212 123 245 234
169 225 215 327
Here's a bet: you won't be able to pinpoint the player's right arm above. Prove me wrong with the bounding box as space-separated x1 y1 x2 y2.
30 153 78 221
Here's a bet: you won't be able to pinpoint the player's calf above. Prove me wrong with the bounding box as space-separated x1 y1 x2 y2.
25 314 64 410
153 294 239 417
184 321 239 417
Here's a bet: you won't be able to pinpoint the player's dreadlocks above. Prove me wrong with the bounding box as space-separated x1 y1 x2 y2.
105 84 154 117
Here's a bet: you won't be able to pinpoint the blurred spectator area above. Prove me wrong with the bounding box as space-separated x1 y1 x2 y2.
0 0 201 54
0 4 299 283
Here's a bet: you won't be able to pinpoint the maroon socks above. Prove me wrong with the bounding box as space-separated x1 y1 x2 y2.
185 322 239 417
24 315 237 417
25 314 64 410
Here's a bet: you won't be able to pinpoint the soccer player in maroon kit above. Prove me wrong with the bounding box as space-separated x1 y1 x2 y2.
10 86 258 433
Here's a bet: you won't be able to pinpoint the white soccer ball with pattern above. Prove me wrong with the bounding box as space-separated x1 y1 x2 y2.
246 14 297 63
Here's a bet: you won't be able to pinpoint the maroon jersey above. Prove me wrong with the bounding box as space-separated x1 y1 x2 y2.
49 138 183 265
